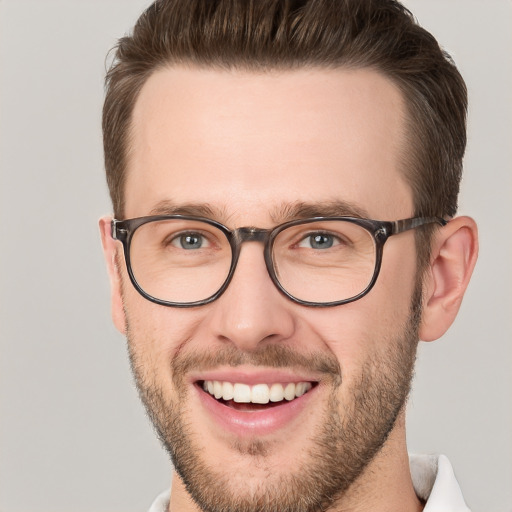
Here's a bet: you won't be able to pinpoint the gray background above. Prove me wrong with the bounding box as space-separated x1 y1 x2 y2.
0 1 510 511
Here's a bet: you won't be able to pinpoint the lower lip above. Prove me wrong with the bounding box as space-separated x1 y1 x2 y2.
196 383 318 437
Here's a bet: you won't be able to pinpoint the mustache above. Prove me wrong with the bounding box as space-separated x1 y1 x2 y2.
171 344 342 387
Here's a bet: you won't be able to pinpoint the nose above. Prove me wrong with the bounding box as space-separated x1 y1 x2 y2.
208 242 296 351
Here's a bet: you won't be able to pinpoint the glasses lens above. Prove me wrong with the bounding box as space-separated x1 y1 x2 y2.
272 220 377 303
129 219 232 304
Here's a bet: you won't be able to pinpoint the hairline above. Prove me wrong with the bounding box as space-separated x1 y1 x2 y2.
121 59 417 206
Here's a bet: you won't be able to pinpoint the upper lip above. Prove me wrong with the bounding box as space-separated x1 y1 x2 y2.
189 367 320 386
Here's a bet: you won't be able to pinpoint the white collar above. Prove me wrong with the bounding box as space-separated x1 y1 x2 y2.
410 454 471 511
149 454 470 512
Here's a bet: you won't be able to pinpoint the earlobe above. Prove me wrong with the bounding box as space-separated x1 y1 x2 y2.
419 216 478 342
99 216 127 335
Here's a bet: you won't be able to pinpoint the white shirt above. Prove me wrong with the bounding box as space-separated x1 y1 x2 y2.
148 454 470 512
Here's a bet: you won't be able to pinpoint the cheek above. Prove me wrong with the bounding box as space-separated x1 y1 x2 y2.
376 238 419 321
122 286 206 385
304 305 380 386
304 243 418 380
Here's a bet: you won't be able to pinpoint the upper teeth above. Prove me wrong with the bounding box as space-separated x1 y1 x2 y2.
202 381 312 404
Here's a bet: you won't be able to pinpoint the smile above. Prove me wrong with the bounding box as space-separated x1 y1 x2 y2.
194 374 319 435
201 380 313 404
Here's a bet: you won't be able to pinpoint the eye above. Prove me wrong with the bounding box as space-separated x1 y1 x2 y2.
298 233 339 250
170 232 210 250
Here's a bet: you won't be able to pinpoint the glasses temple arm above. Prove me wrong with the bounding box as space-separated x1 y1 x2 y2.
390 216 447 235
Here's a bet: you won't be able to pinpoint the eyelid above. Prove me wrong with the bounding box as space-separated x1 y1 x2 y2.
168 227 229 250
296 231 341 249
165 230 209 248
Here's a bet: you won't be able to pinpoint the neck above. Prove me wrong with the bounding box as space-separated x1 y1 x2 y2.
326 411 423 512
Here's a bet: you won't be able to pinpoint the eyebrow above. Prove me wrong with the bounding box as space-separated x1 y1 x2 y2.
149 200 227 219
269 200 370 224
148 199 370 225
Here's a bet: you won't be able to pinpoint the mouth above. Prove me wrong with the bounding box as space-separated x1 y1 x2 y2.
189 365 322 434
198 380 315 411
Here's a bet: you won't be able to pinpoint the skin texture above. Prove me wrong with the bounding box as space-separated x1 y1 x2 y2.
100 66 478 511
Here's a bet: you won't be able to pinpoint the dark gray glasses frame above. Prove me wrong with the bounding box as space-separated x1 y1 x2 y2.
111 215 446 308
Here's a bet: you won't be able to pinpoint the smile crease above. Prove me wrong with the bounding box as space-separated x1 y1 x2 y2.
201 380 313 404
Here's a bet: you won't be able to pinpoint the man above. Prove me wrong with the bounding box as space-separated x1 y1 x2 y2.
99 1 478 511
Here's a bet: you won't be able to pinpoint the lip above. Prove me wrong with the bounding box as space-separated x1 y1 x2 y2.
192 368 320 437
189 367 318 386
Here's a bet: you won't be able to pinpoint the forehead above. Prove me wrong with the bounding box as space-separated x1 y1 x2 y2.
125 66 413 223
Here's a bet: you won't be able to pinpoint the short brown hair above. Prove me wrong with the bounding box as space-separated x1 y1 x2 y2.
103 0 467 266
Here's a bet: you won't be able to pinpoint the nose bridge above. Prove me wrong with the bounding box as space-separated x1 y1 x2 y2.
209 226 295 350
230 226 274 289
235 226 270 244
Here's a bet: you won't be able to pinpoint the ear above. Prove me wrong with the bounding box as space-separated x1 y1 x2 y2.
99 216 127 335
419 216 478 342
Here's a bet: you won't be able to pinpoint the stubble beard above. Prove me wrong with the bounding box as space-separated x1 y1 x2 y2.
126 287 421 512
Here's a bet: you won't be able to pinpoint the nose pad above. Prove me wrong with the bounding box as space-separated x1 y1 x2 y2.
208 242 295 351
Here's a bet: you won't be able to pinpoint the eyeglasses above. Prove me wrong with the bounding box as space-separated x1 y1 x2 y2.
111 215 446 308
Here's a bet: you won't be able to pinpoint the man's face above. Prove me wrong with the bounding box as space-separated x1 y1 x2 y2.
115 66 421 511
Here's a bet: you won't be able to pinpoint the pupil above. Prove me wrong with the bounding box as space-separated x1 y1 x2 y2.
181 234 202 249
311 234 333 249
